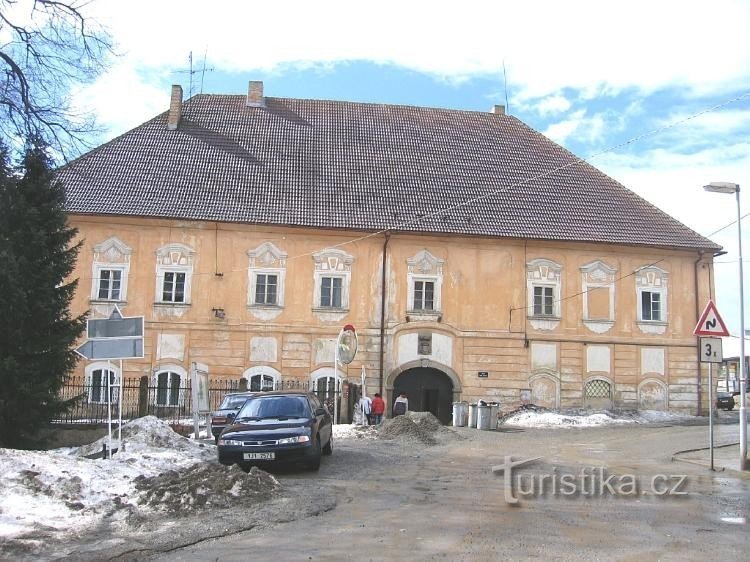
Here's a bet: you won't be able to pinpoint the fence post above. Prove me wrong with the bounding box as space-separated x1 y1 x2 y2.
238 378 248 392
138 376 149 417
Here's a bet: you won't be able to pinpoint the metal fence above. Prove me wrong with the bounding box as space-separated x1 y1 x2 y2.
54 376 345 425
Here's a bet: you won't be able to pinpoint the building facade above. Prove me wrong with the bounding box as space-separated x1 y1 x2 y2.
60 82 720 421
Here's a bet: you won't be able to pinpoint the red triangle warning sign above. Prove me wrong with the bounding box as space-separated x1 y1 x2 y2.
693 300 730 336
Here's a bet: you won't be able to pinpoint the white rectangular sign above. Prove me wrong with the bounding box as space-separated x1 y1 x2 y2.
699 337 723 363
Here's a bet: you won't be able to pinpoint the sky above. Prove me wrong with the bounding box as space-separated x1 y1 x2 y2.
68 0 750 338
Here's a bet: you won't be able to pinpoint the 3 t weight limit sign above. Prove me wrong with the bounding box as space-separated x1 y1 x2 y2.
700 337 723 364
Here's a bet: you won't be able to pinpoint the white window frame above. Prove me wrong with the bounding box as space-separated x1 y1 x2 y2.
250 270 283 306
406 250 444 316
247 242 287 308
155 243 195 306
243 366 282 391
318 274 345 309
527 259 562 319
312 249 353 311
639 289 664 322
153 364 187 407
93 265 128 301
90 237 131 303
158 267 190 303
636 266 668 326
85 362 121 404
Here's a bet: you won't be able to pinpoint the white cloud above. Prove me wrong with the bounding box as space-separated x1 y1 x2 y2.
71 62 167 139
536 94 572 116
83 0 750 100
543 110 608 145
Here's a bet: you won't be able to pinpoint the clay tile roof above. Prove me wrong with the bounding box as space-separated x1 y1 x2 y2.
58 95 720 251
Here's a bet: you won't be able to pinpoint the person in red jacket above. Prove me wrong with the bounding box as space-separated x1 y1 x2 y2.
370 393 385 424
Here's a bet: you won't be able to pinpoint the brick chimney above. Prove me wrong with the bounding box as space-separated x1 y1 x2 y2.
491 104 505 115
167 85 183 130
246 80 265 107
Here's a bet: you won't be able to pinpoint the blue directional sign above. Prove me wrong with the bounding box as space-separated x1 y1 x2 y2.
76 306 144 360
76 338 144 360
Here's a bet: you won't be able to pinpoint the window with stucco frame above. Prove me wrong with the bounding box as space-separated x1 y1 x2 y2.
312 249 353 312
406 250 444 317
155 243 195 306
247 242 287 309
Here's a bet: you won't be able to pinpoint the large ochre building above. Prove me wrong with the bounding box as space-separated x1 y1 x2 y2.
58 82 721 422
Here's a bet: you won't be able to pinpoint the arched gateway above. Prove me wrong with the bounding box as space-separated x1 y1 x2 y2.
391 366 455 425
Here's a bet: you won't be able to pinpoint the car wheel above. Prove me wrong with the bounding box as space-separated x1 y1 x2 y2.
307 437 322 471
322 435 333 456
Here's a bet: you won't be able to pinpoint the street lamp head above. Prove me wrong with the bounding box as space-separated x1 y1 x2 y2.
704 181 740 194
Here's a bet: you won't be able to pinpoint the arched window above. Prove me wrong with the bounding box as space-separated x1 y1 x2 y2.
85 363 120 404
154 365 186 406
243 367 282 392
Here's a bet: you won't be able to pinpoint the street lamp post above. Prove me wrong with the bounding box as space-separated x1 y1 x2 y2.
704 181 748 471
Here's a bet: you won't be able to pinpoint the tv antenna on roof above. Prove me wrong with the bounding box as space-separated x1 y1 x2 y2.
175 49 214 98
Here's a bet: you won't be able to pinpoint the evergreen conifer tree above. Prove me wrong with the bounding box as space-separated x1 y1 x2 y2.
0 140 86 448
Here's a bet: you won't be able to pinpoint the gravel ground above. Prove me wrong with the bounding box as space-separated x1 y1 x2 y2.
4 414 748 560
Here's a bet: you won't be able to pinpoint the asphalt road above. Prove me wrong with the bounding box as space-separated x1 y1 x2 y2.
154 421 749 561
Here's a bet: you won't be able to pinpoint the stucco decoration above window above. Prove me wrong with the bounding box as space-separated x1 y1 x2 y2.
312 248 354 321
406 249 445 321
154 243 195 317
526 258 562 331
90 236 132 317
247 242 287 321
580 260 617 334
636 265 668 335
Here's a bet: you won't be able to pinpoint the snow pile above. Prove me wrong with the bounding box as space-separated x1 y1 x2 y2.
134 464 280 514
0 416 278 541
378 415 437 444
74 415 201 457
501 409 701 428
333 424 378 440
502 411 637 428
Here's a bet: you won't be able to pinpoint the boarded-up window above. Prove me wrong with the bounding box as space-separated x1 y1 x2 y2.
587 286 610 320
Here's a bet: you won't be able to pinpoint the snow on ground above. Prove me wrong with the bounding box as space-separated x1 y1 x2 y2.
333 423 378 440
0 416 216 540
501 409 700 428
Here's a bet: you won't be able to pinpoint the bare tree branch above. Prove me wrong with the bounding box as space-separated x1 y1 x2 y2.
0 0 113 161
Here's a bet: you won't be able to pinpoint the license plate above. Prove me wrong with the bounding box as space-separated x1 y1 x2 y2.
243 452 275 460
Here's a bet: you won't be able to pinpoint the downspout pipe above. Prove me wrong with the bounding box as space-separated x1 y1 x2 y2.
379 232 391 395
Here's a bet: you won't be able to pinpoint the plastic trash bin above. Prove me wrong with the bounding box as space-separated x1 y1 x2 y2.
477 404 492 430
468 403 478 428
452 401 468 427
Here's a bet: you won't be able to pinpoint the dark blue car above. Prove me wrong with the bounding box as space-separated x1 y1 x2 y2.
217 391 333 471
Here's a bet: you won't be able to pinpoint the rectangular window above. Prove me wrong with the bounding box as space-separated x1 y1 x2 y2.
533 286 555 316
641 291 662 321
255 274 278 305
320 276 342 308
162 271 186 303
97 269 122 300
413 281 435 311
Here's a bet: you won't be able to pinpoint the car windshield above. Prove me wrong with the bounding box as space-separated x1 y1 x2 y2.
219 395 252 410
237 395 310 419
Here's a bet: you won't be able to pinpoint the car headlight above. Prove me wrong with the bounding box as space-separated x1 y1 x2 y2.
277 435 310 444
218 439 244 446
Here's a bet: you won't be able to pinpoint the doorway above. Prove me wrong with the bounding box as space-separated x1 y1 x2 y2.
393 367 454 424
